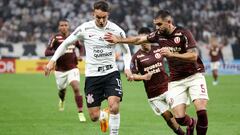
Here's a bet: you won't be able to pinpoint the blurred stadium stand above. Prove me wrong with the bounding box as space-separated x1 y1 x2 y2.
0 0 239 61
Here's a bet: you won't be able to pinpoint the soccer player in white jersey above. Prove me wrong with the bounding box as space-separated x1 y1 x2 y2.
44 1 132 135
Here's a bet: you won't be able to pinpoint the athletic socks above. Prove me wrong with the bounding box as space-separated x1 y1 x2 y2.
196 110 208 135
109 113 120 135
75 95 83 112
175 115 192 126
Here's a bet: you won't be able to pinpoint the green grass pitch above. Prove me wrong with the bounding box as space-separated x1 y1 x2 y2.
0 74 240 135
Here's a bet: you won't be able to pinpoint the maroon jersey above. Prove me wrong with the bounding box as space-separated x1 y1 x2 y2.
147 27 205 81
131 46 168 99
209 46 223 62
45 33 83 71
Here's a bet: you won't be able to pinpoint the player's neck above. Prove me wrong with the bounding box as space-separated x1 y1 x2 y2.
169 25 176 34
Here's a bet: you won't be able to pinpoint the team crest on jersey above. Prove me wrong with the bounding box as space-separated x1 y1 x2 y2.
174 37 181 44
87 94 94 104
155 53 161 59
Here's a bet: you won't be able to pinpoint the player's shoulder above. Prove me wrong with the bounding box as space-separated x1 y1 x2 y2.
107 21 125 33
76 20 95 31
132 49 144 60
175 26 192 36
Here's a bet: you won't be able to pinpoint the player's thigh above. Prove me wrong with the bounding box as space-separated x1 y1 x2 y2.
148 92 169 116
54 71 68 90
187 73 209 102
84 76 105 108
104 71 123 100
167 81 189 109
67 68 80 84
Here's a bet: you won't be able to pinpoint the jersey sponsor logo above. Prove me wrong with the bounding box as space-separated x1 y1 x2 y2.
144 62 162 74
140 58 149 62
97 64 113 72
155 53 161 59
93 46 113 58
86 94 94 104
174 37 181 44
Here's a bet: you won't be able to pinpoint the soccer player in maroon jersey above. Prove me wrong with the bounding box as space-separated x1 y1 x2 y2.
105 10 209 135
208 37 224 85
130 27 185 135
45 19 86 122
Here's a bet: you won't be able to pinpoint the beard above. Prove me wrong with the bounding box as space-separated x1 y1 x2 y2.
159 28 170 36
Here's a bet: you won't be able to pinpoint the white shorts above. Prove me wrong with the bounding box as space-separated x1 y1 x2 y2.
166 73 209 109
210 61 220 70
54 68 80 90
148 92 169 115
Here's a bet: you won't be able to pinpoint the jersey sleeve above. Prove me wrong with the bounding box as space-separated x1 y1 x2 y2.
50 26 84 62
130 54 139 74
45 35 56 56
183 29 197 49
147 31 159 43
117 29 132 70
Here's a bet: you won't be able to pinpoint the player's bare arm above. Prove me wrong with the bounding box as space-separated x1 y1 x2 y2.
130 72 153 81
104 32 149 45
44 60 56 76
160 47 198 62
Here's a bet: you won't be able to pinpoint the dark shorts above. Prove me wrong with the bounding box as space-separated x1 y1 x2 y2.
84 71 123 108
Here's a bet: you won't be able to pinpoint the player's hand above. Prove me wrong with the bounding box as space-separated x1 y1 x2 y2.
44 60 56 77
159 47 172 57
77 57 83 62
104 32 120 44
124 69 134 81
143 72 153 80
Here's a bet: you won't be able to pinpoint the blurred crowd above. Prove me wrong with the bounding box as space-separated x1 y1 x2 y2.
0 0 239 48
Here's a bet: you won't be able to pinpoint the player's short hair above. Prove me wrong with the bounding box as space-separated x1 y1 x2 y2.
138 27 151 35
58 18 69 23
154 10 172 20
93 0 110 12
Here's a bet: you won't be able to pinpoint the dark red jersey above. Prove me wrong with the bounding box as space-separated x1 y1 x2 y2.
45 33 83 71
147 27 205 81
131 46 168 99
209 46 223 62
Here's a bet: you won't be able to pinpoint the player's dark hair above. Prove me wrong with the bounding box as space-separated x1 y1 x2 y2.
59 18 69 23
154 10 172 19
93 0 110 12
138 27 151 35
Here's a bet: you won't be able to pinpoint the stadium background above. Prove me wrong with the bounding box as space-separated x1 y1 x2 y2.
0 0 240 135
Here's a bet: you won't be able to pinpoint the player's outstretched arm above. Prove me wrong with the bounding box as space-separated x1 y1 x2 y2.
131 72 153 81
104 32 149 45
160 47 198 62
44 60 56 76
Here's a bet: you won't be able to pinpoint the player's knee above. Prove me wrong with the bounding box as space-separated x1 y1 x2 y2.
89 113 99 122
109 103 119 114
